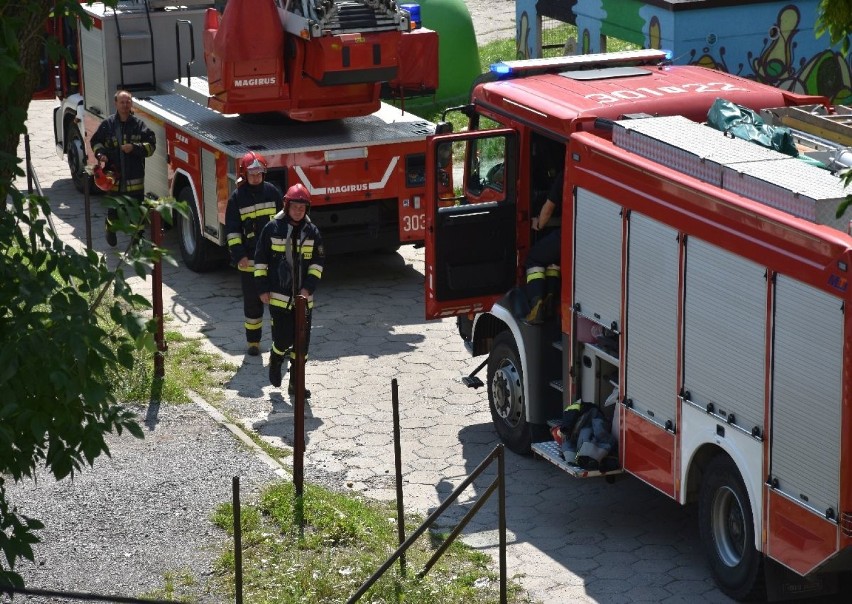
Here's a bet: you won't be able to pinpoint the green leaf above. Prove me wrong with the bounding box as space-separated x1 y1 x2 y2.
837 196 852 219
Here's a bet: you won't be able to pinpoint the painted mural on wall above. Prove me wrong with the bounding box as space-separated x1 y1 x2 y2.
515 0 852 104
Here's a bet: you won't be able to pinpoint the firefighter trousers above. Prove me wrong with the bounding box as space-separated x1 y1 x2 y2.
525 228 562 312
270 306 313 363
239 269 264 344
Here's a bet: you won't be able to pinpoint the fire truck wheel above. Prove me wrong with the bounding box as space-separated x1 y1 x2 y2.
699 455 765 601
66 126 93 194
487 331 531 455
177 186 224 272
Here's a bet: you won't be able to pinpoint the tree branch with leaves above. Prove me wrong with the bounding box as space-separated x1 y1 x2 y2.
0 1 186 587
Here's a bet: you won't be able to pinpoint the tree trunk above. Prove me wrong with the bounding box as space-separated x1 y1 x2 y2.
0 5 53 199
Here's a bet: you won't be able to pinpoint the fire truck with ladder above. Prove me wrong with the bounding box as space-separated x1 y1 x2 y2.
423 49 852 600
53 0 443 271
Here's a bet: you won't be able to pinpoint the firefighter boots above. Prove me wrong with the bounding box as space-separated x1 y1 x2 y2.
288 373 311 398
105 219 117 247
268 350 285 387
247 342 260 356
525 297 544 325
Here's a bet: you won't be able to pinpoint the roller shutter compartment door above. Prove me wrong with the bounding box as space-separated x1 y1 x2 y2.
771 275 842 516
625 213 679 428
573 188 622 331
683 238 766 434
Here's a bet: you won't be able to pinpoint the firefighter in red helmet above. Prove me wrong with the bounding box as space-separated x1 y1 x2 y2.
255 182 325 395
224 151 282 356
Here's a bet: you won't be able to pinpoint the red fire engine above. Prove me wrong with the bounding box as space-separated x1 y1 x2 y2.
53 0 442 270
424 49 852 600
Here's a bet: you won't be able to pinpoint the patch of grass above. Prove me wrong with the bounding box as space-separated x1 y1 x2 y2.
211 481 532 604
113 330 237 404
139 568 199 603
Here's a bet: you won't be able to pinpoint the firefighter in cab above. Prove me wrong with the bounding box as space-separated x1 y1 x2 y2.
255 183 325 396
224 152 282 356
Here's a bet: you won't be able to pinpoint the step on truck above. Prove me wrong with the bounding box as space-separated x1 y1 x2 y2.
53 0 444 270
423 49 852 600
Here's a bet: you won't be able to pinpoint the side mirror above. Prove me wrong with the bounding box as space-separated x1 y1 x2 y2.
435 121 453 135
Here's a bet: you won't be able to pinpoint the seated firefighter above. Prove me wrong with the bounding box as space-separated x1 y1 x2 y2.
524 169 563 324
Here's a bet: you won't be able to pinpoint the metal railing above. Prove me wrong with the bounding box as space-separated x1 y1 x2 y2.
0 586 178 604
346 379 508 603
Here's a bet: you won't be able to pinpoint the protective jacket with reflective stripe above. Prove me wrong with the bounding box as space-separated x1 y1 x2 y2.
224 181 281 270
254 212 325 310
90 113 155 197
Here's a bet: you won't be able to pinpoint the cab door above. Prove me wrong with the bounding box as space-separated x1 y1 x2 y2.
424 128 518 319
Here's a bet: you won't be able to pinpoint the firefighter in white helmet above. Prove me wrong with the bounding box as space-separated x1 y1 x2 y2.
224 152 282 356
255 183 325 396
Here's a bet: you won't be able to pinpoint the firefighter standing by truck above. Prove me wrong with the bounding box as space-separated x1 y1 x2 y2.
255 184 325 396
224 152 282 356
90 89 156 247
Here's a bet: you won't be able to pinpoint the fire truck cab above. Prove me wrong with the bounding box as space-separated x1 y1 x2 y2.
424 50 852 600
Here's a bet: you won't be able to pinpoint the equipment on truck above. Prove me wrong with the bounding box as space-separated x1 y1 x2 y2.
53 0 443 270
423 49 852 601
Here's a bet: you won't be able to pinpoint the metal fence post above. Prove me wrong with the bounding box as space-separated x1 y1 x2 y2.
233 476 243 604
498 444 507 603
151 209 165 379
392 378 407 577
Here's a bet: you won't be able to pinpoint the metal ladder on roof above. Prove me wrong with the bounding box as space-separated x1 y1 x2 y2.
111 0 157 91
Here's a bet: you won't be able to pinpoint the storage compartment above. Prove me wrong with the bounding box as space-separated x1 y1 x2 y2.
580 341 618 410
530 317 621 478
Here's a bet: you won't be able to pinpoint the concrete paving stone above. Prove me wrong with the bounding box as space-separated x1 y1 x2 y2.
595 535 643 553
402 469 455 486
546 551 601 575
584 577 633 595
668 560 720 581
614 583 678 601
662 578 723 597
558 529 608 547
660 590 736 604
589 560 641 581
627 542 683 561
631 556 678 575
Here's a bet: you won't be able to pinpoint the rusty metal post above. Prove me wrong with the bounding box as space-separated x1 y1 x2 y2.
84 168 92 251
233 476 243 604
151 209 165 379
25 135 33 194
293 294 307 498
392 378 407 577
498 444 507 603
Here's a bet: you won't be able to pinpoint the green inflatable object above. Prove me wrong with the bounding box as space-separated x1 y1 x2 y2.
401 0 482 108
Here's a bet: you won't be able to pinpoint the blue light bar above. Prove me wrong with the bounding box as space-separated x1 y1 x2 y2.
492 49 670 77
490 62 512 76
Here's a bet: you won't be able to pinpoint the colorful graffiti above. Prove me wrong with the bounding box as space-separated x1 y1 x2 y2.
517 0 852 104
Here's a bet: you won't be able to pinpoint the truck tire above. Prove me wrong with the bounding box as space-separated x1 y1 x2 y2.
66 125 93 194
177 186 223 273
487 331 531 455
699 455 765 601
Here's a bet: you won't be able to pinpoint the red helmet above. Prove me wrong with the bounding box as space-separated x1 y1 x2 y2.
237 151 267 183
284 183 311 211
93 164 118 191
